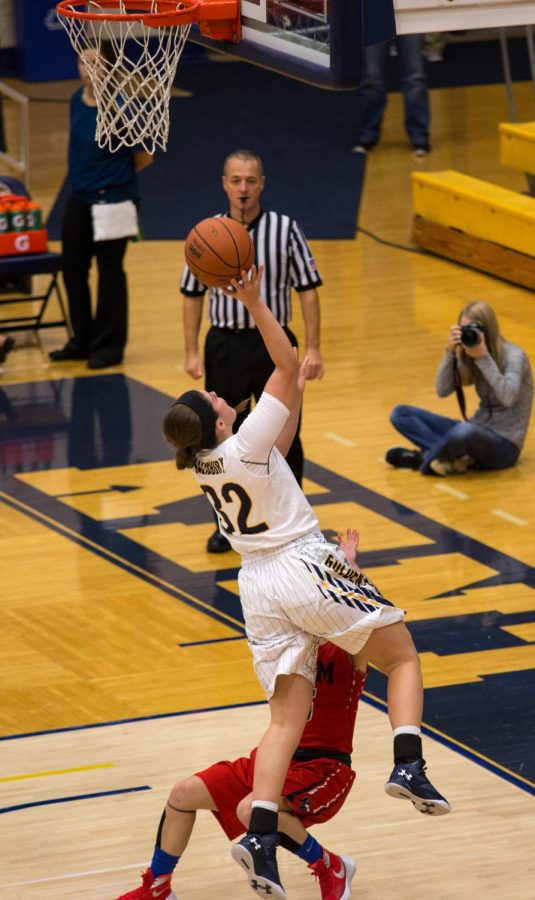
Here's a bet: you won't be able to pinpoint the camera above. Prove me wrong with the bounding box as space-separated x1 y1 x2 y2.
460 323 484 348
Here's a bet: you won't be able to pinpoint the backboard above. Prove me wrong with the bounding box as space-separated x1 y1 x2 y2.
189 0 397 89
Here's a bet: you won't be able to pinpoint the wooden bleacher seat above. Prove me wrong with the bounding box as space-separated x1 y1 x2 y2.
499 122 535 176
411 169 535 291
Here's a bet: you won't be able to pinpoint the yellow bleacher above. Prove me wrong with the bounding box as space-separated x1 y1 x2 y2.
411 128 535 290
499 121 535 175
412 170 534 257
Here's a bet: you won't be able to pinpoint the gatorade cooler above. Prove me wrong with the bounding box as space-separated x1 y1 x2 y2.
0 194 47 255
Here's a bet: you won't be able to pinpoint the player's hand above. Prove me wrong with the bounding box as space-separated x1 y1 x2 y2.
303 348 324 380
227 265 264 306
337 528 360 570
185 351 204 380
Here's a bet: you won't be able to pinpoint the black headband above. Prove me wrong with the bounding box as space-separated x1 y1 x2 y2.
172 390 217 448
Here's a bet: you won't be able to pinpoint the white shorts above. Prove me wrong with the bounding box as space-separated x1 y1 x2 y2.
239 530 405 699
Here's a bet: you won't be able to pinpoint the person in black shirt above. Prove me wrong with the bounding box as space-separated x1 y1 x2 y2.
49 48 153 369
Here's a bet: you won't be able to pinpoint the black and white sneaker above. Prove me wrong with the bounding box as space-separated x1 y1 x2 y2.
231 833 285 898
385 447 424 470
385 759 451 815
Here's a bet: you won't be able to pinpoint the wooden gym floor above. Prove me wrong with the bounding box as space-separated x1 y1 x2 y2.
0 66 534 898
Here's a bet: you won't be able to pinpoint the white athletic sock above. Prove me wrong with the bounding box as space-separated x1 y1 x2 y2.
393 725 421 737
251 800 279 812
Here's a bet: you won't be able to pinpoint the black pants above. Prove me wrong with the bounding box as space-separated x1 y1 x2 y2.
204 325 304 484
61 196 129 363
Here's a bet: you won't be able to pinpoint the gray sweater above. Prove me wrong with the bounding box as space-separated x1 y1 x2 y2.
435 341 533 449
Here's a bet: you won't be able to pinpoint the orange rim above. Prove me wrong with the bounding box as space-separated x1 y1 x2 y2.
56 0 202 27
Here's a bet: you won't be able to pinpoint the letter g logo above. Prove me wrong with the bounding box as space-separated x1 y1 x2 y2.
15 234 30 252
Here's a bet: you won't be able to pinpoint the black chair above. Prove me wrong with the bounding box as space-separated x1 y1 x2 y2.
0 176 69 336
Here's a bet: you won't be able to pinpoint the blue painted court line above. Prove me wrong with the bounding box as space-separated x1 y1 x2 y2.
179 635 246 646
0 785 151 814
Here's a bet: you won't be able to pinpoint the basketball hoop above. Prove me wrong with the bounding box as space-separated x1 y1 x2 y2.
56 1 241 154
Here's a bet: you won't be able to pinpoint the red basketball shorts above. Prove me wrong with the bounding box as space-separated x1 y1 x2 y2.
196 748 356 840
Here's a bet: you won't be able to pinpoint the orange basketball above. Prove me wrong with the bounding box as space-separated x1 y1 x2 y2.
184 217 255 288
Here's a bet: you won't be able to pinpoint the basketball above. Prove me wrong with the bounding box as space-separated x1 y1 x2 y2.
184 217 255 288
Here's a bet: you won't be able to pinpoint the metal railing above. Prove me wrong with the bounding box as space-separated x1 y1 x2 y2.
0 81 30 188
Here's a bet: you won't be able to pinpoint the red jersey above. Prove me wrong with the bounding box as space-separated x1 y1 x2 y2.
299 642 367 757
196 642 367 838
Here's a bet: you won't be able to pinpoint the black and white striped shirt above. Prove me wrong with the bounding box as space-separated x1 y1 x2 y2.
180 210 322 330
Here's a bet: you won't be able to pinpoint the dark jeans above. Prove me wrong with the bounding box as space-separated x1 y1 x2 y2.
204 325 304 485
61 196 129 363
390 404 520 474
355 35 430 149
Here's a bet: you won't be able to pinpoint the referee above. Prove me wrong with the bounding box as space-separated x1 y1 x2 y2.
181 149 324 553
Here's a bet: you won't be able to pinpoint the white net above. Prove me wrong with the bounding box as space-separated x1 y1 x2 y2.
57 2 194 153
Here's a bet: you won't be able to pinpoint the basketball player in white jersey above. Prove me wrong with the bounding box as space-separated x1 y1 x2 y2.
163 266 450 899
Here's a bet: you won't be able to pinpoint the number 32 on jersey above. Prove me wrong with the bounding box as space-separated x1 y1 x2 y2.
201 482 269 536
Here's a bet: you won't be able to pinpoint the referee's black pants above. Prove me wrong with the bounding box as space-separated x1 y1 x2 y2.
204 325 304 484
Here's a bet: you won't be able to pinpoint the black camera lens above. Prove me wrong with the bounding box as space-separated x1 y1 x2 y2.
460 323 483 347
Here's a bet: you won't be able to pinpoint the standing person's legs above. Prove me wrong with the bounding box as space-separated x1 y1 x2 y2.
52 196 94 358
90 236 129 367
204 327 255 412
0 334 14 364
396 34 430 150
352 41 390 150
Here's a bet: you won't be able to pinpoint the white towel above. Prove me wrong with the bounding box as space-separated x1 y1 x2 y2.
91 199 139 241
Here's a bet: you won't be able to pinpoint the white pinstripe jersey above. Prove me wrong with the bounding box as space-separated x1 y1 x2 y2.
180 210 322 330
191 393 318 554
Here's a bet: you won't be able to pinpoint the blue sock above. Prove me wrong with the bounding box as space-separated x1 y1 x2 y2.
294 833 323 865
150 845 180 877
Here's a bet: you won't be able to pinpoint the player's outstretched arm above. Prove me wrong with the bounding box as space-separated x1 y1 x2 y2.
229 267 299 409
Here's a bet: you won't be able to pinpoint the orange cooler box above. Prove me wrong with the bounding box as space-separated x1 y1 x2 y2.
0 229 48 256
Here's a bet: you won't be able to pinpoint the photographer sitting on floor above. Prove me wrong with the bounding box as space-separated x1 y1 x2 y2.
385 300 533 476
